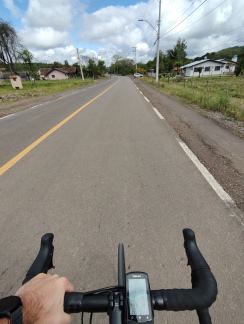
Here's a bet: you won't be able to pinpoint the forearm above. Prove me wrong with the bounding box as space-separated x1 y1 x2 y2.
0 319 10 324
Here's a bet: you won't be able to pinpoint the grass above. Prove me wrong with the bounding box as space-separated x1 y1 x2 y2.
140 75 244 122
0 78 104 105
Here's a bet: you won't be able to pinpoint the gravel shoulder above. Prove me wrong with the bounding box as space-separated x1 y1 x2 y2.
0 78 108 118
132 77 244 213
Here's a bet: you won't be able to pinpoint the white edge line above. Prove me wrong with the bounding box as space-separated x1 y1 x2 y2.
177 139 234 204
144 96 150 102
139 91 143 94
0 113 15 119
153 107 164 119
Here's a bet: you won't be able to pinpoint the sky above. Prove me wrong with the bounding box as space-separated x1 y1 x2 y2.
1 0 244 66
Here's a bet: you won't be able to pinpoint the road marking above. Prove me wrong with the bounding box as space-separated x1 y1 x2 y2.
177 139 234 204
153 108 164 119
144 96 150 102
0 114 15 119
31 104 43 108
0 79 120 176
139 91 143 94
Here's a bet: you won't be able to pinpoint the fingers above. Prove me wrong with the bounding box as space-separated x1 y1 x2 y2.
63 313 72 324
58 277 74 293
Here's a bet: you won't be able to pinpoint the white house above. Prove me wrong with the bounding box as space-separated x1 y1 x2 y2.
180 55 238 77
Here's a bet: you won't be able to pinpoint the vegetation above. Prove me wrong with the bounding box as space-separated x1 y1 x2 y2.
0 78 96 105
18 49 38 79
140 75 244 122
194 46 244 62
196 66 204 77
0 18 22 74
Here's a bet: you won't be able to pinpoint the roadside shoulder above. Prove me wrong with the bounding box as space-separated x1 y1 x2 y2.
131 77 244 213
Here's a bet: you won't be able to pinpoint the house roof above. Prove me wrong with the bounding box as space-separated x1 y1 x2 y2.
46 67 77 75
216 58 236 63
181 59 226 69
39 68 52 76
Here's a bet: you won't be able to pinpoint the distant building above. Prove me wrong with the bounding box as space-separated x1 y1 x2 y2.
180 56 237 77
0 71 30 82
38 68 77 80
38 68 52 79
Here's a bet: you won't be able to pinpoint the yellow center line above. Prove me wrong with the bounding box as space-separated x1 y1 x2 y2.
0 78 120 176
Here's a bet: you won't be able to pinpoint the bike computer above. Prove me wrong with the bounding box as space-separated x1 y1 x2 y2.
126 272 153 324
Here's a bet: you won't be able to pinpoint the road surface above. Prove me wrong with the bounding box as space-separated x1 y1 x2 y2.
0 76 243 323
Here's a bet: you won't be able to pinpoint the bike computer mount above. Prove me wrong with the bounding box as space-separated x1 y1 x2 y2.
126 272 153 324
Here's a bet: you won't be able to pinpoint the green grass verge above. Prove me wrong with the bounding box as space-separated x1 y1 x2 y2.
0 78 107 105
141 76 244 122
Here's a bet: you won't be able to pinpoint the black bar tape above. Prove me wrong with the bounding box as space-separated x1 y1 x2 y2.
197 309 212 324
64 292 109 313
152 269 217 311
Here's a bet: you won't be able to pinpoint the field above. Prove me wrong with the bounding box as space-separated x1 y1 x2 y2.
0 78 97 105
141 75 244 122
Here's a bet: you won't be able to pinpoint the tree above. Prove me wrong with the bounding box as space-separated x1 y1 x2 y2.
51 61 63 68
0 18 22 74
226 62 236 75
72 62 81 76
135 67 146 74
235 57 244 76
87 59 101 77
64 60 70 68
196 66 204 77
18 49 37 79
167 48 178 75
98 60 106 75
175 38 187 62
112 54 122 74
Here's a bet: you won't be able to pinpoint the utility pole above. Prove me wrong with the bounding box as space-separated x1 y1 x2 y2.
132 47 137 70
77 49 84 81
156 0 161 83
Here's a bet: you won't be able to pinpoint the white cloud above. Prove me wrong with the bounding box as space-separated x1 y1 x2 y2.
31 45 99 65
13 0 244 65
19 27 71 50
18 0 85 51
3 0 21 17
79 4 145 46
23 0 75 31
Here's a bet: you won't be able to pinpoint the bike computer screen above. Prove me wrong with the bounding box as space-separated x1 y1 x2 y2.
126 272 153 324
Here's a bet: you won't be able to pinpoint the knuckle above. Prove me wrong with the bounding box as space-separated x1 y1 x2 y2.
57 277 69 286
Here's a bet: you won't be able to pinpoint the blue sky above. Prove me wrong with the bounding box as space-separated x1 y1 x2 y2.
1 0 243 65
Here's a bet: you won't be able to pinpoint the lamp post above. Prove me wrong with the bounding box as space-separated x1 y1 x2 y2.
139 0 161 83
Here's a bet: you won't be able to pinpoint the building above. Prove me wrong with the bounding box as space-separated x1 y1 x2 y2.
38 68 77 80
0 71 30 82
180 55 237 77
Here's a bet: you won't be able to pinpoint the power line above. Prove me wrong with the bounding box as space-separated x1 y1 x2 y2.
161 0 208 38
163 0 227 38
160 0 175 20
161 0 198 36
188 37 244 55
146 40 158 58
141 1 158 41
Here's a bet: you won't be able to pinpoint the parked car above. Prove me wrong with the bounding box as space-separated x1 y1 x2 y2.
134 73 143 78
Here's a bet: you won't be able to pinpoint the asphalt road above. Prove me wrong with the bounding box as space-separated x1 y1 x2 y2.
0 76 243 324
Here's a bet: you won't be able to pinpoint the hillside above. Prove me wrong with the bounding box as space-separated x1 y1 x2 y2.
193 45 244 61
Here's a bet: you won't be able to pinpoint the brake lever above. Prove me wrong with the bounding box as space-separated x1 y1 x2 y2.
22 233 55 285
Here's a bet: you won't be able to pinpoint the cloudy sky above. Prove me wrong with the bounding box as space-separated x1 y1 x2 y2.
1 0 244 66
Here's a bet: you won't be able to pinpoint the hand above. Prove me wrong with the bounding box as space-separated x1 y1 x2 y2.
15 273 74 324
